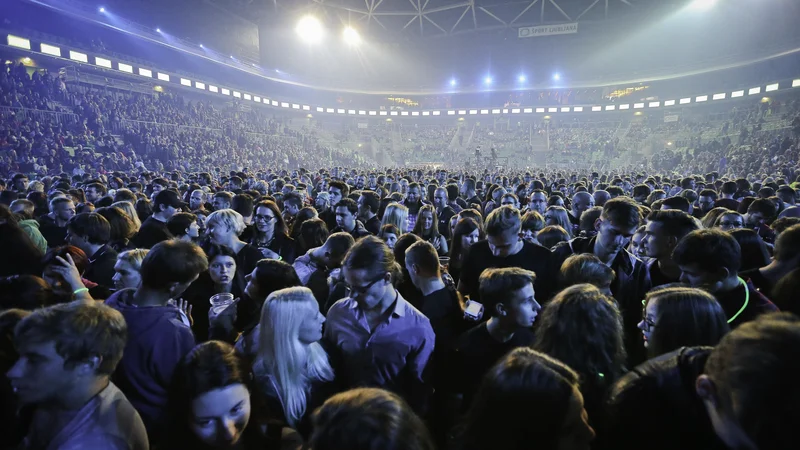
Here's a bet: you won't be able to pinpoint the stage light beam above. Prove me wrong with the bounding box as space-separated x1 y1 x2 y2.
98 6 105 13
450 79 457 87
296 16 324 44
343 27 361 46
518 75 526 83
553 73 561 81
484 76 493 85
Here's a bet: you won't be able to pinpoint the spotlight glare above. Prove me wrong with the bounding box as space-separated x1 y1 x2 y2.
688 0 717 11
343 27 361 46
518 75 526 83
156 28 161 33
484 76 493 85
450 79 457 87
296 16 324 44
98 7 105 13
199 44 204 48
553 73 561 81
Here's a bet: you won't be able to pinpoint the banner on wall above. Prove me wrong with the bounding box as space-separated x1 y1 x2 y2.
518 23 578 38
664 115 680 123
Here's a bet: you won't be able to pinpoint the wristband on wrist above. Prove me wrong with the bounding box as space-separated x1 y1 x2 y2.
73 287 90 296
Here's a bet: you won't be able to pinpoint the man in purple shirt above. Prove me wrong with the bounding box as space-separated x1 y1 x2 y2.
324 236 435 414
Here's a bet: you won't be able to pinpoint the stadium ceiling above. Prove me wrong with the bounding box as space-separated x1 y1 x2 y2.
211 0 665 38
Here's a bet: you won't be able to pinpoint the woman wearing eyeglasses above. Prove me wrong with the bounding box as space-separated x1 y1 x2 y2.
250 200 297 264
638 286 729 360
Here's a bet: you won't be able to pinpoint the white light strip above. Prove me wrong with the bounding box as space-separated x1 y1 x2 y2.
592 106 601 112
196 82 206 90
206 85 216 93
731 90 744 98
69 51 88 63
523 108 533 113
157 73 170 81
619 104 630 110
370 110 378 116
118 63 133 73
512 108 521 114
548 107 557 112
458 110 467 115
8 35 31 50
664 100 676 106
285 103 293 108
560 107 570 112
254 96 261 102
348 109 356 114
696 95 708 102
573 107 583 112
327 108 335 113
749 87 761 95
412 111 419 116
649 101 660 107
139 68 152 78
766 83 779 92
503 109 509 114
712 93 726 100
390 111 398 116
221 88 230 95
271 101 278 106
680 98 691 104
793 79 800 88
536 108 546 113
492 109 501 114
401 111 409 116
422 111 429 116
338 109 346 114
316 107 323 112
233 91 242 98
480 109 489 115
295 104 302 110
447 111 455 115
634 103 645 109
40 43 61 57
180 78 191 86
302 105 310 111
244 93 251 100
469 110 478 115
379 111 388 115
433 111 440 116
95 57 112 68
605 105 615 111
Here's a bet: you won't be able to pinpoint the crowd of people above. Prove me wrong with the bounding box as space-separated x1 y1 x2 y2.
3 57 800 450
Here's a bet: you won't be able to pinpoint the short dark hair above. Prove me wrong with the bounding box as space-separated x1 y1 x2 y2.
329 180 349 198
633 185 651 198
359 191 380 214
231 193 254 217
774 224 800 262
579 207 603 232
748 198 778 223
283 192 303 209
324 232 355 261
84 182 107 196
167 212 198 237
699 189 718 201
139 240 208 290
479 267 536 317
213 192 233 203
721 181 737 195
67 212 111 245
334 198 358 216
601 197 641 228
661 196 691 212
672 229 741 274
646 209 700 240
344 235 402 283
405 241 440 277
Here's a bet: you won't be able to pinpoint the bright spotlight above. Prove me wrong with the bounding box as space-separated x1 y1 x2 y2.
199 44 204 48
156 28 161 33
689 0 717 11
484 76 493 85
98 6 105 13
296 16 324 44
553 73 561 81
518 75 526 83
450 79 457 87
343 27 361 46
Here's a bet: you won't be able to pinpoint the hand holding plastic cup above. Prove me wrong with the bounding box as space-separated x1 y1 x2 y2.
439 256 450 272
209 293 236 315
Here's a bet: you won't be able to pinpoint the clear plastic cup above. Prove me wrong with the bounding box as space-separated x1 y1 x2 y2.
439 256 450 272
209 293 235 315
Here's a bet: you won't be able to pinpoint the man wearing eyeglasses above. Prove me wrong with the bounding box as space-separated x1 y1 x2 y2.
324 236 435 415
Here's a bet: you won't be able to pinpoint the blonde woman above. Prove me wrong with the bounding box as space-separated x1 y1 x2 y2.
381 203 409 234
544 206 573 238
206 208 264 278
112 200 142 232
252 287 335 438
112 248 149 290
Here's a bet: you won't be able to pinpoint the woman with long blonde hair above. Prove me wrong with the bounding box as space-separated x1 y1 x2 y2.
252 287 335 438
112 200 141 232
381 202 409 234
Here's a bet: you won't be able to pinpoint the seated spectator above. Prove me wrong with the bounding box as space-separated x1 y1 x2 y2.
673 229 777 329
162 341 264 448
66 212 118 288
638 284 729 358
7 301 148 449
252 287 336 439
452 348 595 450
310 388 435 450
105 240 208 438
559 254 615 295
325 236 435 414
112 249 149 291
696 313 800 450
167 212 200 242
132 190 182 249
536 225 570 249
449 267 541 412
533 284 626 431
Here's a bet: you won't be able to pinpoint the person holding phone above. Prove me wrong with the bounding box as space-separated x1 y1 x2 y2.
446 267 541 414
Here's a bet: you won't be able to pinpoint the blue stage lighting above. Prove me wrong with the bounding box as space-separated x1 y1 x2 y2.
484 76 492 85
199 44 204 48
156 28 161 33
518 75 526 83
98 7 105 13
450 79 457 87
553 73 561 81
